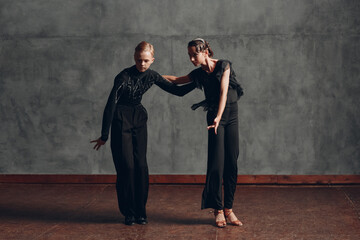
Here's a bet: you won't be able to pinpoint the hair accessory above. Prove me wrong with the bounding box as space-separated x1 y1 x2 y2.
193 38 205 43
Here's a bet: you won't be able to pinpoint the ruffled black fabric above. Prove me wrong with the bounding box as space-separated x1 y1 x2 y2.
191 100 217 112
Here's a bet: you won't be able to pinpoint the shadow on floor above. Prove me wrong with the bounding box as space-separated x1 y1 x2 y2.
0 205 212 226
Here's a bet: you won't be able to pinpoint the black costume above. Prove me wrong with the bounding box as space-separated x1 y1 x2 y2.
100 65 195 219
188 59 243 210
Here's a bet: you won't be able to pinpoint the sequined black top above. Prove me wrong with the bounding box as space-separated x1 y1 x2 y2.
100 65 196 141
188 59 243 111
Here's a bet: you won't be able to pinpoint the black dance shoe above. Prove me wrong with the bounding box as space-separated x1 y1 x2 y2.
136 217 148 225
125 216 135 226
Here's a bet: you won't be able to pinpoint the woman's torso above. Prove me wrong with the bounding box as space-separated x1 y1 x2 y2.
189 59 241 110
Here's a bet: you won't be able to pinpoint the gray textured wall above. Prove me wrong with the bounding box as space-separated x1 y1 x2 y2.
0 0 359 174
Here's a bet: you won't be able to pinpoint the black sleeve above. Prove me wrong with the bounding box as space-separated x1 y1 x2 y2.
222 60 231 71
214 60 231 82
219 60 244 99
100 72 126 141
153 71 196 96
188 68 203 89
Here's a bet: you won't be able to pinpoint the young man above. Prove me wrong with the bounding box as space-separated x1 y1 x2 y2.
91 41 195 225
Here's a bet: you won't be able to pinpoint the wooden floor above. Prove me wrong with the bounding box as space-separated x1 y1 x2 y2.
0 184 359 240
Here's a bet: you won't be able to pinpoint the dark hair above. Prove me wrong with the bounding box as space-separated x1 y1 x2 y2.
187 38 214 57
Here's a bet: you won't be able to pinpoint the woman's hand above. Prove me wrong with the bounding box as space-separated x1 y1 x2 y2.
207 116 220 134
90 138 106 150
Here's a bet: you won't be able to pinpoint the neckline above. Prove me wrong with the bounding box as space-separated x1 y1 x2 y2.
131 65 149 76
202 60 220 75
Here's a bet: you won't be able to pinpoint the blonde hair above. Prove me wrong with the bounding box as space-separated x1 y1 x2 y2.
135 41 154 56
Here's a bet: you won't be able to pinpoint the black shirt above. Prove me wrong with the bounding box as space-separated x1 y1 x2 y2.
188 59 243 111
100 65 196 141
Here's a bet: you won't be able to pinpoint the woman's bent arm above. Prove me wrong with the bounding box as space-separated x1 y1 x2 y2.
207 68 230 134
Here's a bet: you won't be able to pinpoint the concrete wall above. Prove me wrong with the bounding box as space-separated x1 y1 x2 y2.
0 0 359 174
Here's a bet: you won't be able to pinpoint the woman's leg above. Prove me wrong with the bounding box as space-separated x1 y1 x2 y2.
223 103 239 209
201 110 226 210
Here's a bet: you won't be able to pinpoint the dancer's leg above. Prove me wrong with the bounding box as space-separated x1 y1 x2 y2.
132 105 149 220
111 106 136 218
201 110 226 210
223 103 239 209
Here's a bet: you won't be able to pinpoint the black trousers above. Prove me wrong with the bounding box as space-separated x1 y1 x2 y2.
110 104 148 218
202 102 239 210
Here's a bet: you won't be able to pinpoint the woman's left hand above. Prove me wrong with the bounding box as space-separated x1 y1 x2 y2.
207 117 220 135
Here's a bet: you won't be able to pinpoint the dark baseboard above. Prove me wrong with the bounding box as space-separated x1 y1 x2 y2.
0 174 359 184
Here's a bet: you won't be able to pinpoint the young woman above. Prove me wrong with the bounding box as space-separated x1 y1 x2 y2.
163 38 244 228
91 41 195 226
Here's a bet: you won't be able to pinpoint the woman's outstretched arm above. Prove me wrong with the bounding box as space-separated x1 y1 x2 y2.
207 68 230 134
153 72 195 96
162 75 192 84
